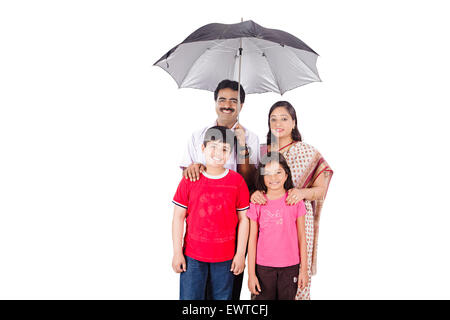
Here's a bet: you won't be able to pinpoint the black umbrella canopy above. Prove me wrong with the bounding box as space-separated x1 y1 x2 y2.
154 20 320 95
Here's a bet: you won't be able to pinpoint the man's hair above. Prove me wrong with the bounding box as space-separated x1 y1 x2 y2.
214 79 245 104
203 126 236 149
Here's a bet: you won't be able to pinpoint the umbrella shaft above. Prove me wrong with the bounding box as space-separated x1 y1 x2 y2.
237 37 243 116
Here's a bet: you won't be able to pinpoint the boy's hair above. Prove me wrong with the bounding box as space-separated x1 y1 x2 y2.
255 152 295 193
203 126 236 150
214 79 246 104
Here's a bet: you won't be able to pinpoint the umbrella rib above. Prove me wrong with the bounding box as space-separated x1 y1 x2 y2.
178 47 210 88
267 47 320 94
211 40 237 52
248 37 282 94
178 40 230 88
287 47 320 80
263 55 283 95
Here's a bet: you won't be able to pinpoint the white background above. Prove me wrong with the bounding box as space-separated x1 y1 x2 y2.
1 0 449 299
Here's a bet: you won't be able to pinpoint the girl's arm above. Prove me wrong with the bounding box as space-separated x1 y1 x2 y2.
297 215 308 290
172 205 187 273
247 219 261 295
231 211 249 275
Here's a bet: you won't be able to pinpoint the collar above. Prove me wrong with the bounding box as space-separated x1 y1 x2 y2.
201 169 230 179
210 120 239 131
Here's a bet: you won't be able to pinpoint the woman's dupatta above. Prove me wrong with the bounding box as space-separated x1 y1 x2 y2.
299 152 333 275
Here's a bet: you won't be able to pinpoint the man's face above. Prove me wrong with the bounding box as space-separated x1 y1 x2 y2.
202 140 232 168
215 88 243 122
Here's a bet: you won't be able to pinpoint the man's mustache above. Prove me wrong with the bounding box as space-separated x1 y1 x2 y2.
220 107 235 112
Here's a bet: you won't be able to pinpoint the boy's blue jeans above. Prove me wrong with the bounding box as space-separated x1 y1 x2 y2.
180 255 234 300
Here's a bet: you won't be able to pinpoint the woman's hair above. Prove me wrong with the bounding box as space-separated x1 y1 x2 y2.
255 152 295 193
266 101 302 146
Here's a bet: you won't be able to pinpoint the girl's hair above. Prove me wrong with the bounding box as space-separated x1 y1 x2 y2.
266 101 302 146
255 152 295 193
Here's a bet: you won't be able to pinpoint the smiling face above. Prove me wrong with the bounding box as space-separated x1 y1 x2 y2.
201 140 232 168
269 106 296 140
263 161 288 192
215 88 242 124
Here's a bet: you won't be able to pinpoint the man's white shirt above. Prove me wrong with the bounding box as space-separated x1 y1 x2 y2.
180 121 260 171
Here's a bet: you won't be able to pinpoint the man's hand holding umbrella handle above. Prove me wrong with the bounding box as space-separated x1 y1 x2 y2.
234 123 246 148
183 163 206 181
235 123 251 162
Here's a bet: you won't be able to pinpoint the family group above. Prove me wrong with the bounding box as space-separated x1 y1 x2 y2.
171 80 332 300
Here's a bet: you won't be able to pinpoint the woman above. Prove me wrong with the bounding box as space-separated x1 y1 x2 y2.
250 101 333 300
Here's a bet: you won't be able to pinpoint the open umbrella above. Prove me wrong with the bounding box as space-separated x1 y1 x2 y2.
153 19 321 102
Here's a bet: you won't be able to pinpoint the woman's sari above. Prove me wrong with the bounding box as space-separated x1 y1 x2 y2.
261 141 333 300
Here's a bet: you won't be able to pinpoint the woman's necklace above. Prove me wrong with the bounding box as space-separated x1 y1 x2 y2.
278 140 295 153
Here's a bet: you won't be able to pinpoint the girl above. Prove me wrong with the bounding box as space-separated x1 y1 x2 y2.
251 101 333 300
247 152 308 300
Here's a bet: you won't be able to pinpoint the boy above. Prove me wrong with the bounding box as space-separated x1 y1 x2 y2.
172 126 250 300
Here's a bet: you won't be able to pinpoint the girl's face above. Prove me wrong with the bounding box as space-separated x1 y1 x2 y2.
269 106 296 140
202 140 231 168
263 161 288 192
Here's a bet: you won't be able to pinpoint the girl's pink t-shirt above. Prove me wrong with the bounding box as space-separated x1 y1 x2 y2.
247 193 306 268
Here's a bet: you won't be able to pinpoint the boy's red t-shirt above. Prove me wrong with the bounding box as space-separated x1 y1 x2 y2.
172 169 250 263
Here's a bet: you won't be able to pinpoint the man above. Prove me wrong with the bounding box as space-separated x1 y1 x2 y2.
180 79 260 300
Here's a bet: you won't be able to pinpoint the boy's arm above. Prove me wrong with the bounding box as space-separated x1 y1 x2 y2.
231 210 249 275
172 205 187 273
235 210 249 257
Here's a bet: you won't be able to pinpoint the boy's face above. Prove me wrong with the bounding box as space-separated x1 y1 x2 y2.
202 140 232 168
215 88 243 123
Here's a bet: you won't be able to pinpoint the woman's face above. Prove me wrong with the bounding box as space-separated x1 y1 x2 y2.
263 161 288 192
269 106 296 140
